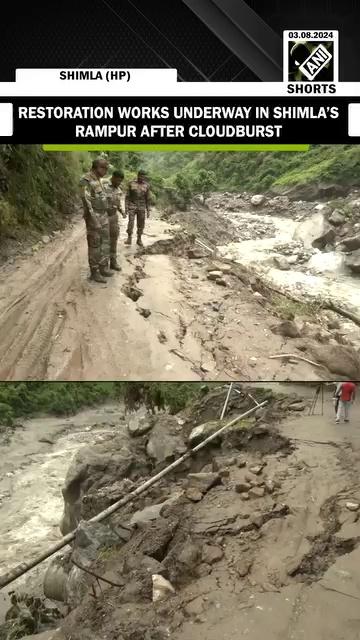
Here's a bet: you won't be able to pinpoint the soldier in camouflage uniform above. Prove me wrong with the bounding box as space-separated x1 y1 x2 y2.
103 169 126 271
125 169 151 247
79 157 114 283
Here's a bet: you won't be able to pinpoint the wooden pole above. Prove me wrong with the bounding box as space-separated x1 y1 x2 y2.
0 400 267 590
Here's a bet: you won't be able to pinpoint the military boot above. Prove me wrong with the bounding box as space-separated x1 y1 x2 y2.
90 268 107 283
110 257 121 271
125 235 132 245
99 263 114 277
136 235 144 247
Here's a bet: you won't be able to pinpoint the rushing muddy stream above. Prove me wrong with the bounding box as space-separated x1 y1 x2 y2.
0 404 126 620
218 209 360 339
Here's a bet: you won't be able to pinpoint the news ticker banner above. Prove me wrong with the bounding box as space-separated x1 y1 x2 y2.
0 97 360 147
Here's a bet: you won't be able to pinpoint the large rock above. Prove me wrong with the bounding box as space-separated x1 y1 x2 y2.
312 227 336 250
251 194 266 207
146 414 187 466
274 256 290 270
271 320 301 339
188 420 221 446
127 415 152 437
345 249 360 274
339 234 360 252
329 209 346 226
60 434 139 535
310 344 360 378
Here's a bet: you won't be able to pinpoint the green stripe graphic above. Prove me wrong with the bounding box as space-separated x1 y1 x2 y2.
43 144 309 152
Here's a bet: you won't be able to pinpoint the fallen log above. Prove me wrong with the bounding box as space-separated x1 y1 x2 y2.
0 399 267 590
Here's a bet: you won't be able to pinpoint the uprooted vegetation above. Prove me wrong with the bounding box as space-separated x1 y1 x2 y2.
4 384 358 640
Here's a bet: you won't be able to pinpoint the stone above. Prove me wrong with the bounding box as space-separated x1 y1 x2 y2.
274 256 290 270
184 596 205 616
289 401 306 411
146 414 187 465
264 480 276 494
240 493 250 501
329 209 345 226
312 227 336 250
235 482 252 494
215 277 227 287
248 487 265 499
75 521 120 550
187 248 205 259
177 541 201 567
127 415 152 437
195 563 212 578
310 344 360 379
313 203 332 214
249 465 264 476
237 458 247 468
249 357 257 367
201 544 224 565
234 557 253 577
42 235 51 244
152 574 175 602
207 270 223 281
339 234 360 252
345 249 360 274
251 194 266 206
185 487 203 502
188 421 221 446
187 472 221 493
271 320 301 339
250 513 265 528
346 502 359 512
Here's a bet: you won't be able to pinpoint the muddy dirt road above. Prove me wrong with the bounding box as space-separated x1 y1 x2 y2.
0 214 324 382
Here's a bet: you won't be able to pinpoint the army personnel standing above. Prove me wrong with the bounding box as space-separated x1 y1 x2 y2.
104 169 126 271
79 157 113 283
125 169 151 247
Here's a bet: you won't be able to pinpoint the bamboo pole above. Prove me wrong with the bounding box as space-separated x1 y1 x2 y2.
220 382 233 419
0 400 267 590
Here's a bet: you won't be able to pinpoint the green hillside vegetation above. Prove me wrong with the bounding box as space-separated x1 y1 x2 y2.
143 145 360 207
0 382 205 426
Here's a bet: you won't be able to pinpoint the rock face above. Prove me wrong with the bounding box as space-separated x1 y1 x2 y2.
146 414 187 466
345 249 360 274
60 433 141 535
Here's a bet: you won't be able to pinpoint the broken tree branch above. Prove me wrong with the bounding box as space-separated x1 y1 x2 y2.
0 400 267 590
269 354 325 368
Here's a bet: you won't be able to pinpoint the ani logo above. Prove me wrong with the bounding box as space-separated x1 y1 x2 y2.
283 31 338 93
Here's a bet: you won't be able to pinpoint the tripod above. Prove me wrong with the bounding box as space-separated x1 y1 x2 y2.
308 383 324 416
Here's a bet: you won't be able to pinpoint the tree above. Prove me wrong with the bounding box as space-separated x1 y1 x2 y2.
193 169 216 203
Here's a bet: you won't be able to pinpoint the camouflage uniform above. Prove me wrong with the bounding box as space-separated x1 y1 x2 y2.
79 171 110 271
125 179 150 242
103 179 124 260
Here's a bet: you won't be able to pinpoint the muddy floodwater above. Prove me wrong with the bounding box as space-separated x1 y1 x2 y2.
0 404 126 620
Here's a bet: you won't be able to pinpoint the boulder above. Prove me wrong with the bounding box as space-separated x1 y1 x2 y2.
251 194 266 207
187 472 221 493
188 420 221 446
339 234 360 252
310 344 360 378
146 414 187 465
312 227 336 250
345 249 360 274
274 256 290 270
60 435 137 535
328 209 346 226
127 415 152 437
207 270 223 281
313 203 332 215
271 320 301 339
201 544 224 564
